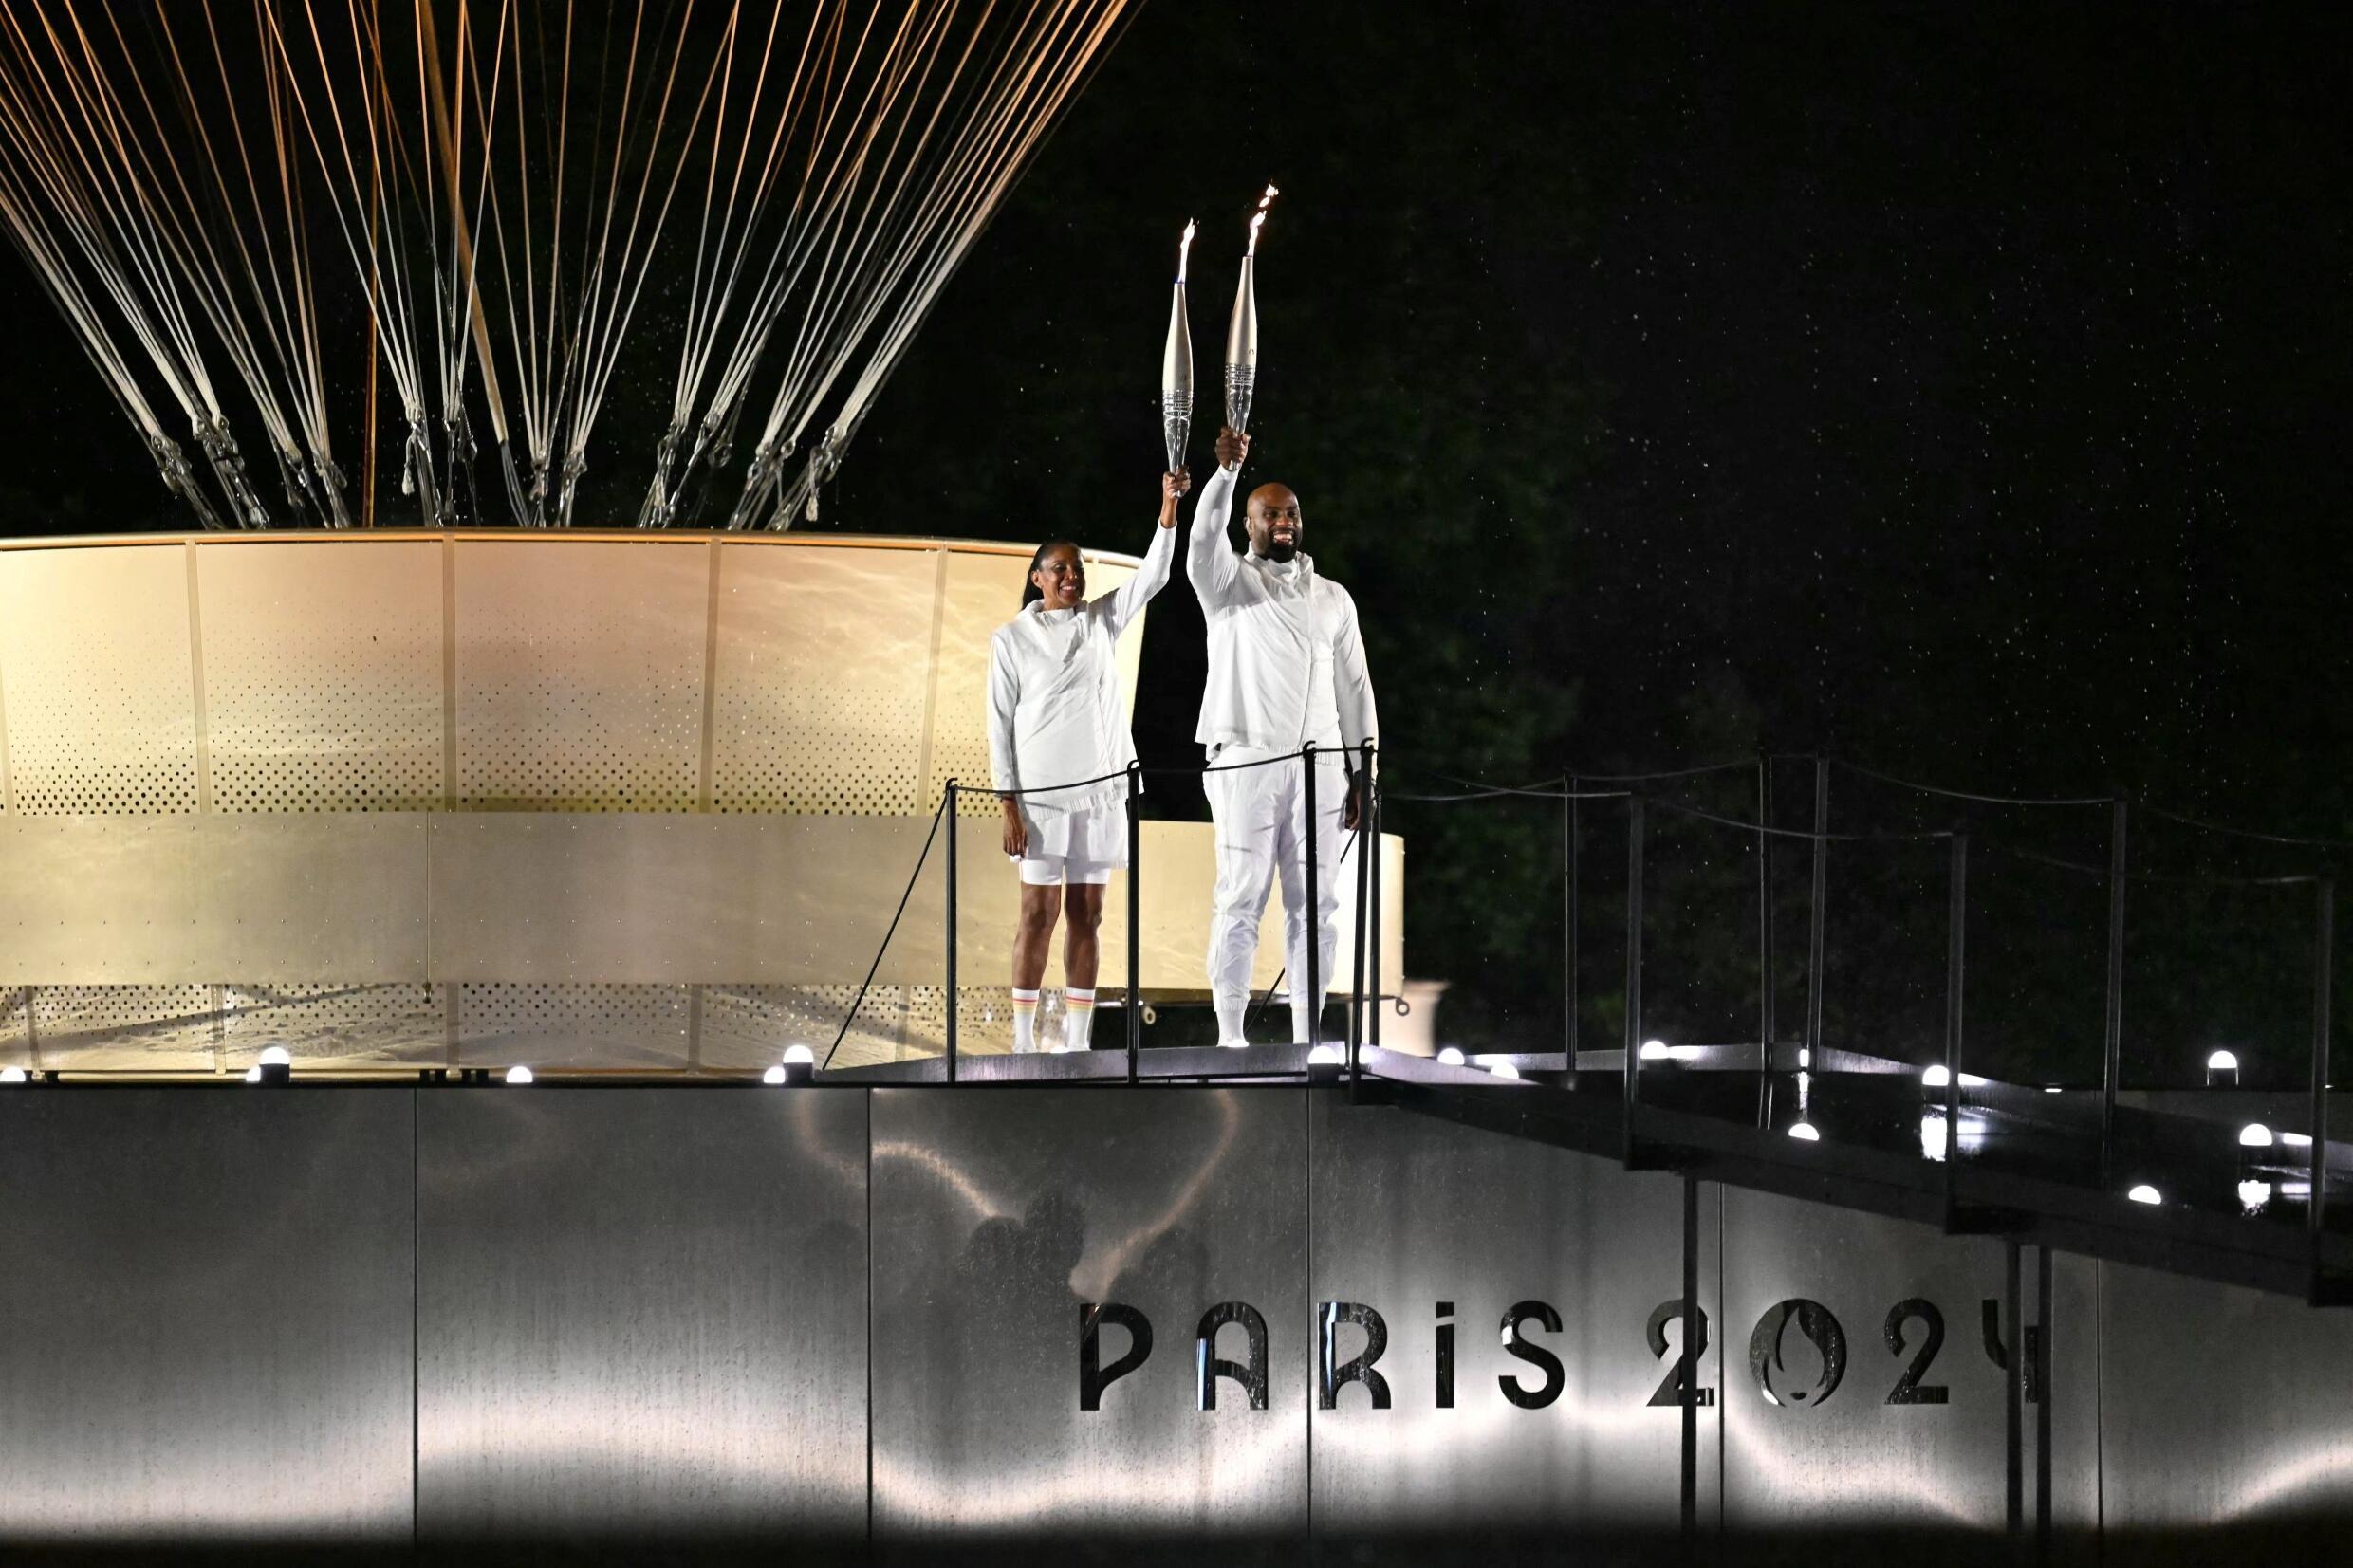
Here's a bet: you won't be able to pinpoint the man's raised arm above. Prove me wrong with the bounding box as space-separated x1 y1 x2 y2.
1185 426 1250 608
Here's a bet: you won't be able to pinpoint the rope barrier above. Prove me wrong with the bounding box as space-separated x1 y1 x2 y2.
1975 839 2324 891
1827 757 2113 809
820 789 949 1071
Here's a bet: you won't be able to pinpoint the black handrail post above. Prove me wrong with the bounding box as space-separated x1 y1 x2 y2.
2309 876 2335 1303
1623 797 1645 1167
1566 775 1581 1086
1756 755 1776 1128
1369 773 1384 1053
944 781 959 1084
1943 833 1969 1229
1349 741 1374 1091
1806 758 1829 1087
1303 742 1321 1055
1126 762 1142 1085
2101 799 2127 1186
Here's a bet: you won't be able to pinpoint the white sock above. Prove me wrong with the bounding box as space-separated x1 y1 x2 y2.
1011 988 1039 1053
1214 996 1248 1047
1062 988 1095 1053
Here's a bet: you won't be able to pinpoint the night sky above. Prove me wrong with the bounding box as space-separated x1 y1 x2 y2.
4 1 2348 1049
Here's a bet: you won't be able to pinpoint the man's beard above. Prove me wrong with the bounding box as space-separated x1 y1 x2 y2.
1264 539 1298 563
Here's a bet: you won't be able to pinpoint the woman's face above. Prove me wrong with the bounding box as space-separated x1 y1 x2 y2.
1031 544 1084 609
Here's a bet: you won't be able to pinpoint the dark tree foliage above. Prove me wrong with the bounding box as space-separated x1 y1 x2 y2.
5 2 2349 1084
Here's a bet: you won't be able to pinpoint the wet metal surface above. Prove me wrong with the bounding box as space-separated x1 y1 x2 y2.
1308 1093 1721 1533
0 1090 414 1544
416 1087 867 1544
1721 1189 2021 1535
869 1085 1308 1549
2101 1259 2353 1530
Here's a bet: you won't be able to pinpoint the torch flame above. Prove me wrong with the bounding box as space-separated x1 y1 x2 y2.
1246 183 1279 255
1177 219 1196 284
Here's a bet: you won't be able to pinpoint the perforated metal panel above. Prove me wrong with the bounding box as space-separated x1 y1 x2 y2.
28 984 218 1070
0 987 28 1067
218 982 450 1068
0 544 198 814
711 543 938 815
199 541 444 811
454 540 707 810
454 982 692 1068
700 982 902 1069
927 548 1141 818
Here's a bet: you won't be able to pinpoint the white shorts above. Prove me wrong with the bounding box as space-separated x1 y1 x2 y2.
1011 802 1128 886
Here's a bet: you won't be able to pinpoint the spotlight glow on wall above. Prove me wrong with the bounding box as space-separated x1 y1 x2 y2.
1437 1047 1466 1066
505 1065 535 1085
2238 1180 2273 1214
1490 1061 1523 1081
1788 1120 1821 1142
2240 1123 2275 1149
763 1065 787 1085
0 1066 25 1084
783 1044 815 1066
2126 1184 2162 1206
1308 1043 1344 1066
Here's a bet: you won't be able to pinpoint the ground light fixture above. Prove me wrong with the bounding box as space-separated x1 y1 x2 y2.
2240 1123 2275 1149
1489 1061 1522 1081
1639 1041 1671 1061
505 1065 535 1085
1788 1120 1821 1142
2127 1184 2162 1206
2206 1049 2240 1087
1920 1064 1987 1090
1436 1046 1466 1066
2238 1180 2273 1214
0 1066 26 1084
762 1065 787 1085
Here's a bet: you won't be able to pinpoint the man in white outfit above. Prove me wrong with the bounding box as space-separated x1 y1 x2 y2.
1187 425 1378 1047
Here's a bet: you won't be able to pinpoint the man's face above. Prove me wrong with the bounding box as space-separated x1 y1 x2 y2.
1247 485 1303 563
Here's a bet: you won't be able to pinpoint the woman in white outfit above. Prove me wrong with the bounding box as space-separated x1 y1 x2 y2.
988 468 1190 1052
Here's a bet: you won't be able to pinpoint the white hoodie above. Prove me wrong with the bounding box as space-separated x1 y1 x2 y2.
987 520 1175 817
1185 465 1378 759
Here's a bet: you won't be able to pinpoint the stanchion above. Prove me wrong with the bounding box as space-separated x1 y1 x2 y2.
2101 800 2127 1185
2309 877 2335 1303
1942 834 1969 1229
1755 755 1776 1128
944 780 959 1084
1364 775 1374 1053
1622 798 1645 1166
1565 775 1580 1087
1303 742 1320 1054
1805 758 1829 1100
1349 744 1373 1091
1127 763 1142 1084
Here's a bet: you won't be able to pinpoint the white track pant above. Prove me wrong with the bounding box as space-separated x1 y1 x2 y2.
1205 746 1347 1044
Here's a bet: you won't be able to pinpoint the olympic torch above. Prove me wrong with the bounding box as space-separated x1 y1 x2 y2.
1160 220 1195 474
1223 184 1277 457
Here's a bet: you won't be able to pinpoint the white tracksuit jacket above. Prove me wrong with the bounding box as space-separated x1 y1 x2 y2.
1186 464 1379 1042
986 518 1175 847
